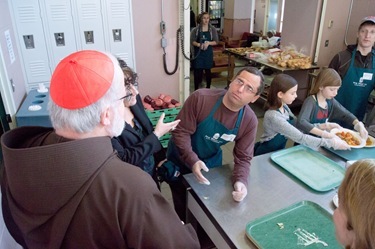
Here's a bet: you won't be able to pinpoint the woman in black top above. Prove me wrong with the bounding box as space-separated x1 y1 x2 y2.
111 60 180 186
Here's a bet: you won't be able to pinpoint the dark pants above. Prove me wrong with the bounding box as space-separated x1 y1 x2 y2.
194 68 212 90
168 176 188 222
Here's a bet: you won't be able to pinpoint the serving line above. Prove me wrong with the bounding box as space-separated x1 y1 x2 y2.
183 148 346 249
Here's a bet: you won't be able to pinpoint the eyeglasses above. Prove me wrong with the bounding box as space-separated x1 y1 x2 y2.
119 93 133 103
233 78 256 94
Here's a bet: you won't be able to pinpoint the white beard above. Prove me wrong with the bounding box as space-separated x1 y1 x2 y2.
108 106 125 137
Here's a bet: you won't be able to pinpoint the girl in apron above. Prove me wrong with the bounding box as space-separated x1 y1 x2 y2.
297 68 368 139
190 12 218 90
254 74 349 156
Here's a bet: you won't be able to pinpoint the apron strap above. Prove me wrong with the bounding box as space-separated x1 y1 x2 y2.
207 95 224 118
207 95 244 130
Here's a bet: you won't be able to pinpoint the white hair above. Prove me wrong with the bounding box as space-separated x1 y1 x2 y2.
48 52 124 133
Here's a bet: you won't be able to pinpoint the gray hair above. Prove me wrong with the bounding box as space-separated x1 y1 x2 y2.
48 52 124 133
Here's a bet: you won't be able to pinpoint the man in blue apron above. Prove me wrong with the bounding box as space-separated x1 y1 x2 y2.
329 16 375 122
163 67 265 222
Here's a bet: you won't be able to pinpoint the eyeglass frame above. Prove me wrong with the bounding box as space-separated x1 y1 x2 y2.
119 92 134 103
233 77 257 94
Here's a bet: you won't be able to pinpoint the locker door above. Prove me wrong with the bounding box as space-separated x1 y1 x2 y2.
102 0 135 68
10 0 51 87
72 0 106 51
39 0 78 71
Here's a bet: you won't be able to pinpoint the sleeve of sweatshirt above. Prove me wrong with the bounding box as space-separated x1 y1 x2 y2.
266 110 333 150
170 92 202 169
329 98 357 127
296 96 317 133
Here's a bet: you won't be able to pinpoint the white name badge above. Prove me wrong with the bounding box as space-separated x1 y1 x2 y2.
363 72 373 81
221 133 236 142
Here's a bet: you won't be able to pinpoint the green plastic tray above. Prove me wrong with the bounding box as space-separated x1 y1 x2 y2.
246 201 342 248
271 145 345 192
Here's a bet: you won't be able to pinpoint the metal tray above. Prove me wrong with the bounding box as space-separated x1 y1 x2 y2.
271 145 345 192
246 201 341 248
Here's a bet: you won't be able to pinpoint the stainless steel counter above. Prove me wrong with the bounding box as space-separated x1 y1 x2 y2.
183 149 346 249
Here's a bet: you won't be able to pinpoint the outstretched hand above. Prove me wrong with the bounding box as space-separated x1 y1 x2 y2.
153 113 180 138
331 136 351 150
192 161 210 185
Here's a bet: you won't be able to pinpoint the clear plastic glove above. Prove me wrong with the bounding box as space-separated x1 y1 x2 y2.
324 122 342 131
153 113 181 138
331 137 351 150
192 161 210 185
354 121 368 140
321 130 335 139
232 181 247 202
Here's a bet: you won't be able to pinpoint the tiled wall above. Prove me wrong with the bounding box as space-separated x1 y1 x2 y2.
0 191 22 249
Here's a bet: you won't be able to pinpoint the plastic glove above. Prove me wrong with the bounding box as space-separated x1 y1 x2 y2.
354 121 368 140
153 113 181 138
232 181 247 202
331 137 351 150
324 122 342 131
321 130 335 139
192 161 210 185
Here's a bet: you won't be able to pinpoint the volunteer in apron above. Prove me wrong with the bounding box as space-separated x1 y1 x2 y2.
254 74 349 157
163 67 264 222
254 110 295 155
297 68 368 140
190 12 218 90
329 16 375 122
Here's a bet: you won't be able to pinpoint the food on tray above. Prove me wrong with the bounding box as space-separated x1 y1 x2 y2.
143 94 181 111
226 47 266 55
366 137 373 146
336 131 360 146
267 48 312 69
277 223 284 229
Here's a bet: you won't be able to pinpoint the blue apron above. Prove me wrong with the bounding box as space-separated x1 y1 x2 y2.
193 30 214 69
335 49 375 121
254 108 294 156
167 96 244 171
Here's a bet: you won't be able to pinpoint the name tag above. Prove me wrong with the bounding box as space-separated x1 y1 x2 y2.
221 133 236 142
363 72 373 81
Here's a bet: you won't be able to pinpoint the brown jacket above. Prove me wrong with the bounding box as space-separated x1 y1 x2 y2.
1 126 199 249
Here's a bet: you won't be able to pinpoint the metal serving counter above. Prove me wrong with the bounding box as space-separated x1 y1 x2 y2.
183 149 346 249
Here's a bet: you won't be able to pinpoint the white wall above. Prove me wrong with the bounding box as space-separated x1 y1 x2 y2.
315 0 375 67
132 0 182 100
0 0 27 127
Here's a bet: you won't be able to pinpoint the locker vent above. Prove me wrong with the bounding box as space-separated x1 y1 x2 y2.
81 3 99 19
28 61 48 77
17 6 38 23
49 4 69 21
110 2 127 18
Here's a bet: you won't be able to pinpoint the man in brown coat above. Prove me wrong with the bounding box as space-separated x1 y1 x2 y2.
1 50 199 249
